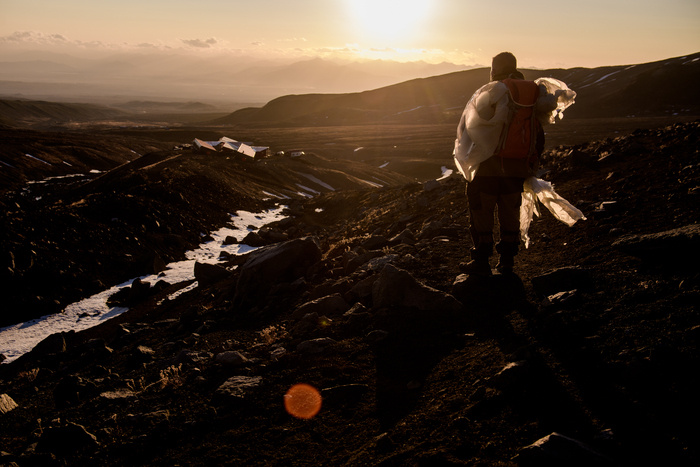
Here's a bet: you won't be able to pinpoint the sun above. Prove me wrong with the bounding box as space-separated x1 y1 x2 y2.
345 0 432 43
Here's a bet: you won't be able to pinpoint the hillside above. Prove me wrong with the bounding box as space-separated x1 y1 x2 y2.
0 146 413 326
0 119 698 466
214 52 700 126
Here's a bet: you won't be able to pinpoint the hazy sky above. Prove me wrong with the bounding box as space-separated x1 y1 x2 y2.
1 0 699 68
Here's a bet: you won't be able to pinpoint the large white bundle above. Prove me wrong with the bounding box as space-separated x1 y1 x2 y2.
454 78 576 181
520 177 587 248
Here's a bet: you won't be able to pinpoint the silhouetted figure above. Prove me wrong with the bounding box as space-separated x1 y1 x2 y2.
456 52 544 276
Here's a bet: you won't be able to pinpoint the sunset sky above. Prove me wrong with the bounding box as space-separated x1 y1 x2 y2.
1 0 698 69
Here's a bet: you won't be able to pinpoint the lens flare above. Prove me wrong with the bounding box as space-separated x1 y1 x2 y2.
284 383 322 419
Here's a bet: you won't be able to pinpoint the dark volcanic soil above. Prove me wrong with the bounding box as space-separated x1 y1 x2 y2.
0 120 699 466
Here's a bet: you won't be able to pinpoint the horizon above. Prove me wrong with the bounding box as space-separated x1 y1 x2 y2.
1 0 699 104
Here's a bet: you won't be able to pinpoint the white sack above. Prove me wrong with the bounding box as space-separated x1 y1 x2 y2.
520 177 587 248
454 78 576 182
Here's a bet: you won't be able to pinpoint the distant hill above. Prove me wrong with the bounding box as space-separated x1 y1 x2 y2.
213 52 700 126
0 99 126 127
111 101 219 113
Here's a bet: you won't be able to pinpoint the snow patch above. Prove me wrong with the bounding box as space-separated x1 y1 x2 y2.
24 154 51 165
297 172 335 191
296 184 320 196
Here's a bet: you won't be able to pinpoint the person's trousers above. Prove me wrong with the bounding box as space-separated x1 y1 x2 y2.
467 176 524 255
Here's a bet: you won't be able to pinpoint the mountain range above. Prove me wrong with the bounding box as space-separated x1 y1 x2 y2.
0 51 469 105
1 52 698 130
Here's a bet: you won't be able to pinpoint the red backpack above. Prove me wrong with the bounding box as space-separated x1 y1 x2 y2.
495 78 540 160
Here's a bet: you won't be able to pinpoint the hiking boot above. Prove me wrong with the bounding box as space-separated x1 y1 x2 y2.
495 241 517 275
459 259 492 276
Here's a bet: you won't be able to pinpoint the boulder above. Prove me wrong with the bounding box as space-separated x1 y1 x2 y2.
372 264 463 315
292 293 350 319
194 261 231 287
30 330 73 357
241 231 267 247
214 376 263 406
297 337 337 354
612 223 700 266
235 237 322 305
215 351 248 366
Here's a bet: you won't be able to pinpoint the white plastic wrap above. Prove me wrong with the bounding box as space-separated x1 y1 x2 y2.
520 177 587 248
454 78 576 181
533 77 577 124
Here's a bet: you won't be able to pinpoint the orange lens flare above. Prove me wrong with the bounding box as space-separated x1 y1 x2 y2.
284 383 322 419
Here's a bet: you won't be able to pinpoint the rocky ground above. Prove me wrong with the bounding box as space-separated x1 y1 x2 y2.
0 120 699 466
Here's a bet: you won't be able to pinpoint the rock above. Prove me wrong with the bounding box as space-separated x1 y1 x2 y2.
0 394 18 414
258 227 288 243
344 249 384 274
297 337 337 354
488 361 530 389
544 289 580 308
36 421 99 455
30 331 73 357
360 254 399 273
612 223 700 266
235 237 322 305
531 266 593 298
366 329 389 343
516 432 612 466
291 312 331 337
241 231 267 247
292 293 350 319
174 350 213 366
132 410 170 428
215 351 248 366
214 376 263 406
372 264 463 315
194 261 231 287
222 235 238 245
349 275 378 301
389 228 416 246
100 389 137 401
107 278 152 307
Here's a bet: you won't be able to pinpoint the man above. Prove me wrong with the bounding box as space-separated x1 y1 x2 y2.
459 52 544 276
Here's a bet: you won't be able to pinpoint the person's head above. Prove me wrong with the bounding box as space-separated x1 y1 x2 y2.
490 52 523 81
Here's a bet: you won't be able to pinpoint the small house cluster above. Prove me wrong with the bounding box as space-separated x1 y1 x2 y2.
191 136 270 160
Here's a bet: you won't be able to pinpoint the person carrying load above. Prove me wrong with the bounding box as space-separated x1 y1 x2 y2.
454 51 582 275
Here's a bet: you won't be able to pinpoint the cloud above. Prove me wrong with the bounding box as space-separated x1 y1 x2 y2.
0 31 68 45
181 38 218 48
